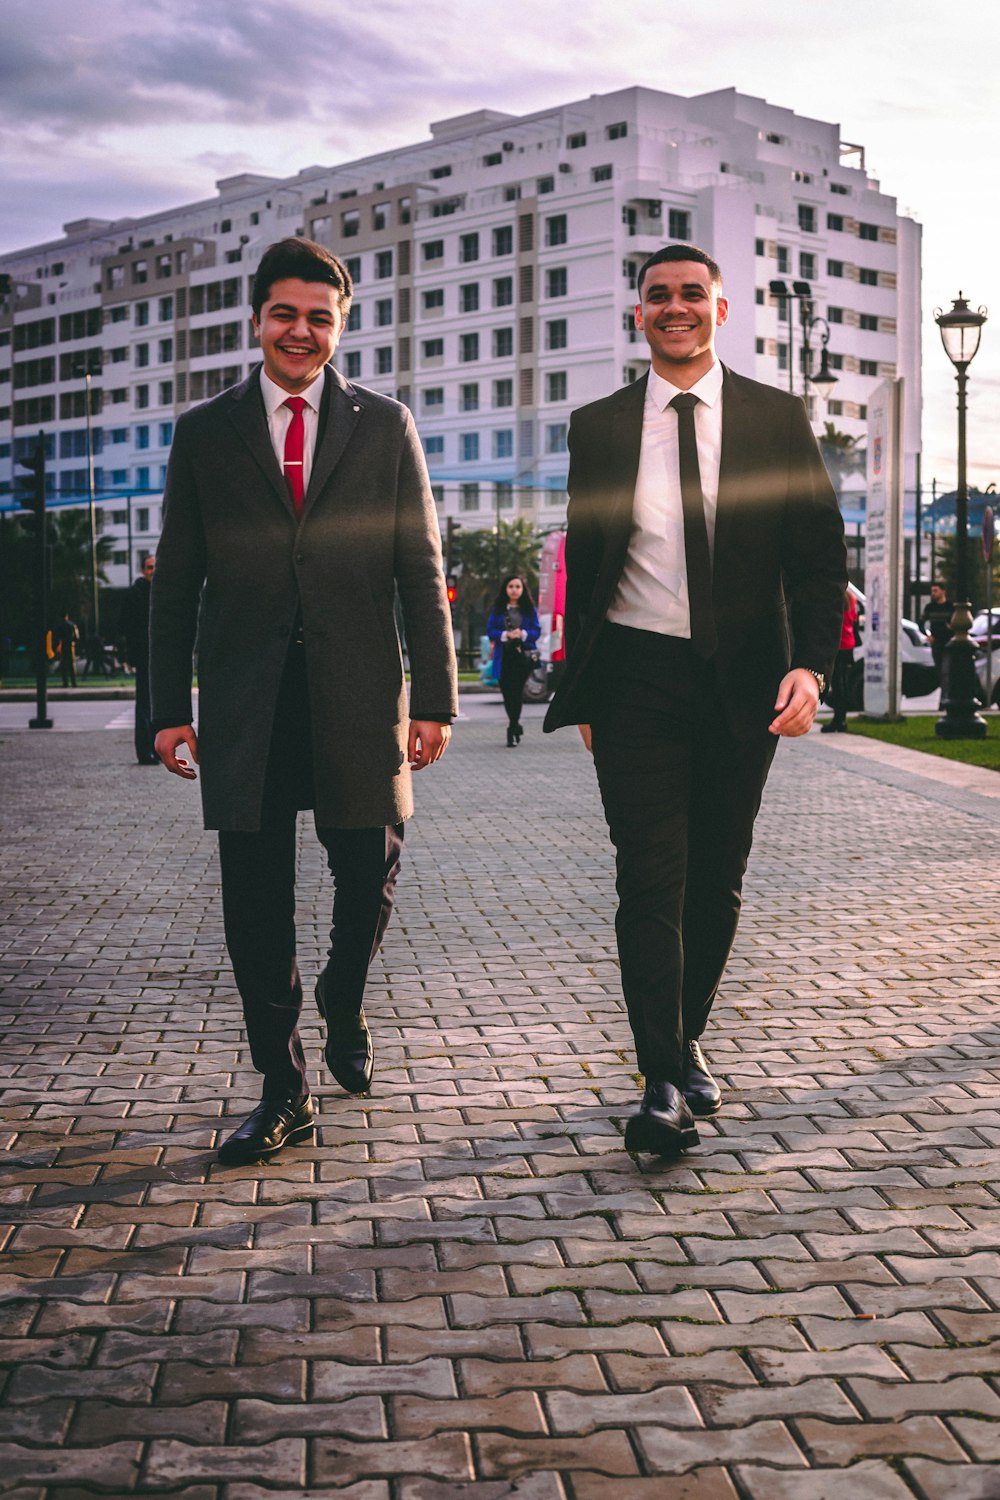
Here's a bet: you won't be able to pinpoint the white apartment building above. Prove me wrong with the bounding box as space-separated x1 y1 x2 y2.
0 84 921 589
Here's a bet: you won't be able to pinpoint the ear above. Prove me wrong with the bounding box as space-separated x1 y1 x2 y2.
715 297 730 329
634 302 643 331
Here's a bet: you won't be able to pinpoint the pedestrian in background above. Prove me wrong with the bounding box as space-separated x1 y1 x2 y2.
820 587 858 733
921 580 953 673
122 554 158 764
487 575 540 747
55 612 79 688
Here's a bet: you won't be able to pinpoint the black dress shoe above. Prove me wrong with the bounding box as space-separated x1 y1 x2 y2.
681 1039 722 1116
624 1081 699 1155
217 1094 314 1165
316 973 374 1095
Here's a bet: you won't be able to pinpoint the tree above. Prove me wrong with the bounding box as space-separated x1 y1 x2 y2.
818 422 866 495
0 506 113 653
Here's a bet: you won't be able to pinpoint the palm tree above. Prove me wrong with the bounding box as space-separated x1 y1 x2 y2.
818 422 866 494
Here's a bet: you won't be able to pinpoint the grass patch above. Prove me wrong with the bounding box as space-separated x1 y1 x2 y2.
846 714 1000 772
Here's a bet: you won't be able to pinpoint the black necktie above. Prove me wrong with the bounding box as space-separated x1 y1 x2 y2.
670 393 718 659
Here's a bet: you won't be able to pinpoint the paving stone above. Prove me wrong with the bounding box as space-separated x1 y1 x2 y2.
393 1391 546 1438
231 1396 385 1441
795 1414 967 1465
476 1430 639 1478
312 1433 474 1484
144 1436 306 1485
397 1479 565 1500
903 1457 1000 1499
847 1375 1000 1419
733 1460 916 1498
637 1418 805 1473
459 1355 606 1397
569 1475 738 1500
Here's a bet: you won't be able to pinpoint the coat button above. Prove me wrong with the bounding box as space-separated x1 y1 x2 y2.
296 554 304 563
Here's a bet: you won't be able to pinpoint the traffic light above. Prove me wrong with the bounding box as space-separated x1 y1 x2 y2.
446 574 458 607
16 433 46 516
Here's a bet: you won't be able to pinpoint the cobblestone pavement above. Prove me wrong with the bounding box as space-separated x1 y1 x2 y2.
2 712 1000 1500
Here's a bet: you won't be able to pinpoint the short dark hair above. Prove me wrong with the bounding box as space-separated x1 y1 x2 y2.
251 238 353 319
637 243 723 297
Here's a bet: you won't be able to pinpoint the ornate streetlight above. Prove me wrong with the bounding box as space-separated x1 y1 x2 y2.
934 292 988 739
803 315 838 403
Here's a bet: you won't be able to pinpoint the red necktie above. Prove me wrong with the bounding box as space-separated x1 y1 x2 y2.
282 397 307 515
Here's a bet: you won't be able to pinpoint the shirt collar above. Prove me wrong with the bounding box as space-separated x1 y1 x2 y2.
259 366 326 417
647 359 723 413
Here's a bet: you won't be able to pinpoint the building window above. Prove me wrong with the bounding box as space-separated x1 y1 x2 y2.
606 121 628 140
799 252 816 280
827 260 844 278
492 225 513 257
372 202 390 231
422 338 444 361
344 350 361 379
459 482 480 511
859 268 878 286
492 276 513 309
860 313 879 331
668 209 691 240
342 210 360 238
159 421 174 446
460 432 480 462
460 383 479 412
422 288 444 314
545 371 567 402
375 347 393 375
827 353 844 370
777 343 788 372
423 240 444 263
776 247 790 274
493 378 513 408
755 238 766 256
375 298 393 326
459 232 480 264
828 307 844 323
135 385 150 409
158 338 173 363
755 288 765 305
858 222 879 241
755 338 766 354
431 484 444 505
592 165 613 182
430 164 452 179
827 214 845 233
347 304 361 332
375 250 393 279
546 267 568 299
492 327 513 359
493 430 513 460
460 283 480 313
545 423 568 454
460 332 480 362
158 295 173 321
134 425 149 451
424 435 444 457
537 175 555 195
482 151 502 168
158 380 173 406
344 255 361 283
423 387 444 409
567 131 587 149
797 204 816 233
545 214 568 247
545 319 567 351
135 343 149 368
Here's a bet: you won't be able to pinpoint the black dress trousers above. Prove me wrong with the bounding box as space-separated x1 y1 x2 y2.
217 643 403 1099
588 623 777 1084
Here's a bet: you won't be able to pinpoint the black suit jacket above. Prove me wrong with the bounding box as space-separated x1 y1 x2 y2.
543 366 847 740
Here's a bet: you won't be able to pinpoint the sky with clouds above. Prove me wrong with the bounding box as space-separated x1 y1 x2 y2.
1 0 997 488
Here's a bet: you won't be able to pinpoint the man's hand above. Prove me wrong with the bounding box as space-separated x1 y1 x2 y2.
408 720 451 770
155 724 200 779
769 670 820 737
577 723 593 753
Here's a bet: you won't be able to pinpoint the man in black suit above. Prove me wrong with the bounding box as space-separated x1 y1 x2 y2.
544 244 846 1155
151 239 457 1165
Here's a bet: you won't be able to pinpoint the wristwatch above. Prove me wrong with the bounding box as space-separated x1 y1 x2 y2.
803 668 827 695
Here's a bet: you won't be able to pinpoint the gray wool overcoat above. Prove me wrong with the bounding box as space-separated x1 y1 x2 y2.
149 365 458 832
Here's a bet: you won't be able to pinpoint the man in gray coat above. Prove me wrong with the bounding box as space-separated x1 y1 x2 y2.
151 238 458 1165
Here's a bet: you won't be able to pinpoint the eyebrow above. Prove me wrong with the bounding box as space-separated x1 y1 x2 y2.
269 302 334 317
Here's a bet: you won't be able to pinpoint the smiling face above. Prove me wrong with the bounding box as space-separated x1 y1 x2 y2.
635 260 729 387
506 577 524 603
252 277 345 393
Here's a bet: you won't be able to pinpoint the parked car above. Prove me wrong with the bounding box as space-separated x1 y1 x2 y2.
841 584 939 708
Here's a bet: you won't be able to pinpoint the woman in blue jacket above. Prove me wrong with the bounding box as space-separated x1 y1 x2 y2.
486 575 541 747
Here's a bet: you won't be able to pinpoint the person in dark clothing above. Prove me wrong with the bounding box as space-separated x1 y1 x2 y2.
921 581 953 673
55 613 79 687
486 575 541 747
122 555 158 763
820 588 859 732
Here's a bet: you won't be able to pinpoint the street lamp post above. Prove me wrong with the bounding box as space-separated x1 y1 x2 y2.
802 315 838 406
934 291 988 740
769 279 813 396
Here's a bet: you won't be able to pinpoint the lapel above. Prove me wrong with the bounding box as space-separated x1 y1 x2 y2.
304 366 363 516
607 372 648 530
712 364 752 572
226 368 293 517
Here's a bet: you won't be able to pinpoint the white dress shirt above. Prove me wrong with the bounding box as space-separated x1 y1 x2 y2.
607 359 724 638
260 367 325 497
